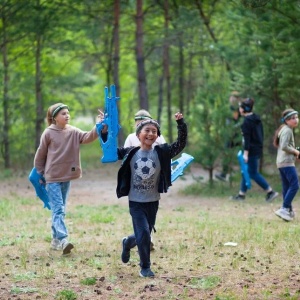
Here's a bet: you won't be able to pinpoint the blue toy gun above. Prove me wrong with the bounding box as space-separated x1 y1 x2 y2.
96 84 121 163
171 153 194 183
237 150 251 189
28 167 51 210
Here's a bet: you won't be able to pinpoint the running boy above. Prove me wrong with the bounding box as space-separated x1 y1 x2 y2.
231 98 279 201
100 112 187 277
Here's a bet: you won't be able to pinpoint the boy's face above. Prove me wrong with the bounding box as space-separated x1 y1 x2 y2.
137 124 158 146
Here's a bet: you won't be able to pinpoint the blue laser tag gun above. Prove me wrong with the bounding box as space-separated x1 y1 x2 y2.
96 84 121 163
171 153 194 183
28 167 51 210
237 150 251 189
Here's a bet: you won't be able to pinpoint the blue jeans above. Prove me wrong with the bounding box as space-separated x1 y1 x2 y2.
125 201 159 269
47 182 71 240
240 155 270 193
279 167 299 209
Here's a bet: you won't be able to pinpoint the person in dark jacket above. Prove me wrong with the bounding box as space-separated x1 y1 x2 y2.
231 98 279 202
100 112 187 277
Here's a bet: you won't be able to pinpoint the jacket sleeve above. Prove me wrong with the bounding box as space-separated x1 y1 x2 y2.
78 126 98 144
241 119 251 151
169 119 188 159
34 130 49 175
280 127 295 154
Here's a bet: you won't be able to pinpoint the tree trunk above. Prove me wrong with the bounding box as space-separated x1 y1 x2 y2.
157 76 163 124
113 0 124 145
135 0 148 109
194 0 232 74
1 11 10 168
33 0 44 150
178 34 184 114
186 52 193 117
35 31 44 150
163 0 172 141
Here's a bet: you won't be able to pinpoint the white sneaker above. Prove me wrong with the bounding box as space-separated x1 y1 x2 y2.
50 239 61 251
51 239 74 255
61 239 74 255
275 207 293 222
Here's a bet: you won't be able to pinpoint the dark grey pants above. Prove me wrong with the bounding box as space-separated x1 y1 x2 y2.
125 200 159 269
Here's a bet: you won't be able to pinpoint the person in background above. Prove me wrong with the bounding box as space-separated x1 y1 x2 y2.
124 109 166 251
33 103 99 255
215 91 242 181
124 109 166 148
100 112 187 277
273 109 300 221
231 97 279 202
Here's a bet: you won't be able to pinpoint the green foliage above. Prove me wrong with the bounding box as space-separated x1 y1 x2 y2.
80 277 97 285
11 286 39 294
1 0 299 173
188 276 221 290
55 290 77 300
14 272 38 282
71 204 126 224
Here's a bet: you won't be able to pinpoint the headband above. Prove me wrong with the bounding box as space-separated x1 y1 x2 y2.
281 111 298 123
52 104 69 118
134 115 152 121
136 119 161 136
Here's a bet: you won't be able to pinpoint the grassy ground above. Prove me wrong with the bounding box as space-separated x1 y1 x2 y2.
1 161 300 300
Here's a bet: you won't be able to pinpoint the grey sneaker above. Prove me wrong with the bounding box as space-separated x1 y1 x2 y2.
266 191 279 202
61 239 74 255
139 268 155 278
231 194 245 201
50 239 61 251
121 237 130 263
290 209 295 219
275 207 293 222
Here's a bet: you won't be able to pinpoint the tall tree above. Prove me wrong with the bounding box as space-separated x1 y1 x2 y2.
34 0 44 150
135 0 148 109
162 0 172 142
112 0 124 144
0 1 27 168
1 2 11 168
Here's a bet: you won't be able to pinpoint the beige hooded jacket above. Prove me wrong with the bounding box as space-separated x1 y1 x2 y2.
34 124 98 183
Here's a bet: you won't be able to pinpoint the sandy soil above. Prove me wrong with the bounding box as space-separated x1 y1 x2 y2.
1 162 206 208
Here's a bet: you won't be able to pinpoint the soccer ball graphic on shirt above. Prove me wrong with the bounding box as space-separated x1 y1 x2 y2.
134 157 156 180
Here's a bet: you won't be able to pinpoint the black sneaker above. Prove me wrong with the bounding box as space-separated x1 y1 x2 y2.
231 194 245 201
121 237 130 263
139 268 155 278
215 173 226 181
265 191 279 202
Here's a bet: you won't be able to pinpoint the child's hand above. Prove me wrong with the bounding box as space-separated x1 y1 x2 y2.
98 109 108 133
174 112 183 120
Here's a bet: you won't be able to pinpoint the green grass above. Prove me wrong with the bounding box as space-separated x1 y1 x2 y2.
1 169 300 299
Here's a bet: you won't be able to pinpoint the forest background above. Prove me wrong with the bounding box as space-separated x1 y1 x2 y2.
0 0 299 179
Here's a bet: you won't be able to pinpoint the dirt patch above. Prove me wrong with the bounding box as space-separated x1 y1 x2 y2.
1 162 206 208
